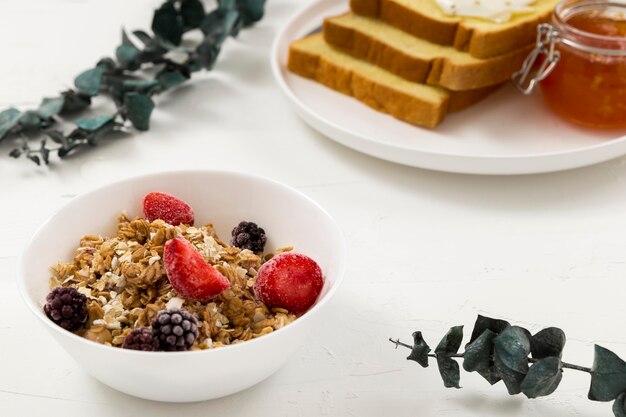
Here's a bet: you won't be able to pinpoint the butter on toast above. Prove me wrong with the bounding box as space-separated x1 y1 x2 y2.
324 13 532 90
350 0 559 58
288 34 500 128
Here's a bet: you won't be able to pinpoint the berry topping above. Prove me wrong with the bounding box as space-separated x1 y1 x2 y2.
143 192 194 226
253 253 323 315
43 287 89 332
123 327 159 351
164 237 231 301
231 221 267 252
152 309 198 351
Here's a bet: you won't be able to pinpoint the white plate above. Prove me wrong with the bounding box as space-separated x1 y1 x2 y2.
270 0 626 175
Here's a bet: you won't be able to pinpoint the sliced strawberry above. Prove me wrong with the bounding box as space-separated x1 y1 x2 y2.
253 252 323 315
164 238 230 301
143 192 194 226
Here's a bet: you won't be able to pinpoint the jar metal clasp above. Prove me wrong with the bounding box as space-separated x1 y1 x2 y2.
512 23 561 95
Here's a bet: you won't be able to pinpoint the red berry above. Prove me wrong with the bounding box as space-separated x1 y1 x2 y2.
164 238 230 301
253 253 323 315
143 192 194 226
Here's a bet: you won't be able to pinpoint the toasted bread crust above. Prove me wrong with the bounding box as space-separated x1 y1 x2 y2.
350 0 553 58
323 16 532 91
287 36 500 128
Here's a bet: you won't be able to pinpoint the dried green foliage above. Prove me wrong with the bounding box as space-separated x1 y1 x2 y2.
589 345 626 402
390 315 626 417
435 326 464 388
406 331 431 368
521 357 563 398
530 327 566 359
4 0 266 164
614 392 626 417
494 326 531 394
0 109 21 140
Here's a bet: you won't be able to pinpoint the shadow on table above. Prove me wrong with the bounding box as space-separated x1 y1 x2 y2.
299 119 626 213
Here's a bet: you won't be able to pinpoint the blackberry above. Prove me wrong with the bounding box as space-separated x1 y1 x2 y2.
231 221 267 252
123 327 159 351
43 287 88 332
152 309 198 351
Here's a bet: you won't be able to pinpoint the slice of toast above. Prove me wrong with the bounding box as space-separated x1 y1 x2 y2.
324 13 532 91
350 0 559 58
288 34 500 128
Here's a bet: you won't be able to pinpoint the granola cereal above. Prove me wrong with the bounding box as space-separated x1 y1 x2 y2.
49 213 297 350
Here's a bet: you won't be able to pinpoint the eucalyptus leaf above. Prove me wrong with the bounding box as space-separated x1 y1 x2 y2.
152 2 183 45
437 357 461 389
157 70 188 89
187 59 203 73
0 108 21 140
196 40 221 70
436 326 464 355
469 315 511 345
226 7 243 35
61 90 91 113
97 57 116 71
46 130 67 147
58 143 81 159
132 30 153 46
37 97 65 119
477 368 502 385
464 329 497 372
181 0 205 29
86 122 117 146
121 29 136 48
138 46 167 64
531 327 566 359
28 154 41 165
19 111 43 129
589 345 626 402
75 115 116 131
407 331 431 368
122 79 160 93
39 139 50 164
219 0 237 10
200 9 240 44
116 44 140 70
237 0 265 26
200 10 223 37
433 326 464 389
75 66 105 96
494 326 531 395
125 92 154 131
521 357 563 398
613 392 626 417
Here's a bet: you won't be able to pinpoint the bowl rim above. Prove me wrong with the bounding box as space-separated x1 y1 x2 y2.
17 169 347 356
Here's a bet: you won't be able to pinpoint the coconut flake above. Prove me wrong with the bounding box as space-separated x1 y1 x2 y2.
166 297 185 311
77 287 93 298
148 255 161 266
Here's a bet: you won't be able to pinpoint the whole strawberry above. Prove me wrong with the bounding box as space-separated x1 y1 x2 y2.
143 192 194 226
253 252 323 315
164 237 230 301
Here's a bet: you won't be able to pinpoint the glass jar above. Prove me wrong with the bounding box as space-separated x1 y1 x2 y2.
513 0 626 128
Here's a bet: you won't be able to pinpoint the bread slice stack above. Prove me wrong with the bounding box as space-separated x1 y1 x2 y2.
288 0 559 128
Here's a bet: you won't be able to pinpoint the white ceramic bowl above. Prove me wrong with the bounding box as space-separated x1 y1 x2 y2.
18 170 346 402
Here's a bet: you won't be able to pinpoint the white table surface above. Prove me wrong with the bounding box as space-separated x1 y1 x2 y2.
1 1 625 416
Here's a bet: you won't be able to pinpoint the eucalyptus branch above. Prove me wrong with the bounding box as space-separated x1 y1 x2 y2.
389 338 592 373
1 0 266 165
390 316 626 417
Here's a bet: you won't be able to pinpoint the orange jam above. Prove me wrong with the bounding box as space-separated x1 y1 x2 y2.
540 2 626 128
